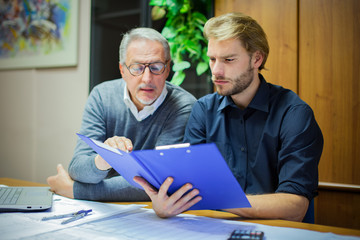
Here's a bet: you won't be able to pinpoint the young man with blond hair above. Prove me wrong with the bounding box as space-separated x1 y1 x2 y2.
135 13 323 222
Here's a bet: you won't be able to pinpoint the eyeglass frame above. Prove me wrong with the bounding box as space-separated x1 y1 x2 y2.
124 62 168 76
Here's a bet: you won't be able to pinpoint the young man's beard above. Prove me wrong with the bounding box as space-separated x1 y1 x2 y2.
216 64 254 96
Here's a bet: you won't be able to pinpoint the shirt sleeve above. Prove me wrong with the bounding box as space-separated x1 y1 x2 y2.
183 101 207 144
276 104 323 200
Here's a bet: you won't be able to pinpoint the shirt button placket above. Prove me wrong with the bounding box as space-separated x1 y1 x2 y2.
238 116 247 187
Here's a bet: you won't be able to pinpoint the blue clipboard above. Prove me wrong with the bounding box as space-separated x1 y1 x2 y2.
77 133 251 210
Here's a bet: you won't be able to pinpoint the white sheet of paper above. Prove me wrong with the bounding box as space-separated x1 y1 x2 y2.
0 195 145 240
9 207 360 240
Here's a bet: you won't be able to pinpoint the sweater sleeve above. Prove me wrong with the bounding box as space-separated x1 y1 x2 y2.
69 86 110 184
73 176 150 201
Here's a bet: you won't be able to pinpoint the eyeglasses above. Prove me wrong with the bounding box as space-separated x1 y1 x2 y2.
125 62 167 76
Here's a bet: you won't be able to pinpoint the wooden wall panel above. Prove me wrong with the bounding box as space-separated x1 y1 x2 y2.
214 0 298 92
299 0 360 185
315 183 360 229
315 189 360 229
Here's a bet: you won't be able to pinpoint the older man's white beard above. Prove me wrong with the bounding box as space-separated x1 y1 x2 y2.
136 83 157 106
137 96 156 105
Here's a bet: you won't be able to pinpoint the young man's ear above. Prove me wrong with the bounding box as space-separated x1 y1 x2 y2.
252 51 264 69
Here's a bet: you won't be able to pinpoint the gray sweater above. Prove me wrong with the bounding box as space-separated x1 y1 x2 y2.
69 79 196 201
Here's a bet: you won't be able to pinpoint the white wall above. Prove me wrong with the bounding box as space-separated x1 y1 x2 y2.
0 1 91 184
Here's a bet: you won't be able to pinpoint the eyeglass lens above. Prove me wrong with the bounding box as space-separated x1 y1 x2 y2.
128 63 165 75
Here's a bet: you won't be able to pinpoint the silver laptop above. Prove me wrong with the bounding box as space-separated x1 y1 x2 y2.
0 186 53 212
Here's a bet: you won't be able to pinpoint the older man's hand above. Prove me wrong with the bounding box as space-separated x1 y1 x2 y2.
47 164 74 199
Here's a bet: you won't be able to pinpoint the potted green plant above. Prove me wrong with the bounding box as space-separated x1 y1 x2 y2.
150 0 211 86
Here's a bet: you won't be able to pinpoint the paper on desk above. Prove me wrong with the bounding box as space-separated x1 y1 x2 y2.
93 209 360 240
17 208 360 240
0 194 146 240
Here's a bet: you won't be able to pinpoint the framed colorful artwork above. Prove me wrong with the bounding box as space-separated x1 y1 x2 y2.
0 0 78 69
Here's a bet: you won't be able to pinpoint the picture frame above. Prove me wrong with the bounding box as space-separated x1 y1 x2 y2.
0 0 79 70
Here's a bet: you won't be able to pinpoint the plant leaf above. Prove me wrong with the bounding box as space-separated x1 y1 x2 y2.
180 2 190 13
192 11 208 24
166 0 182 16
196 62 209 76
170 71 186 86
153 0 209 86
162 27 177 39
172 61 191 71
185 40 201 56
149 0 166 6
151 6 166 20
201 47 209 62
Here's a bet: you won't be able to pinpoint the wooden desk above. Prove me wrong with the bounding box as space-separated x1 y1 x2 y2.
2 178 359 237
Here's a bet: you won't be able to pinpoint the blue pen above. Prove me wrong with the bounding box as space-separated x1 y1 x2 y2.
42 209 92 224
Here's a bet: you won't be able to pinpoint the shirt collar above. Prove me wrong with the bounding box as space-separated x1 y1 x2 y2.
248 74 269 113
217 74 269 113
123 82 168 121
